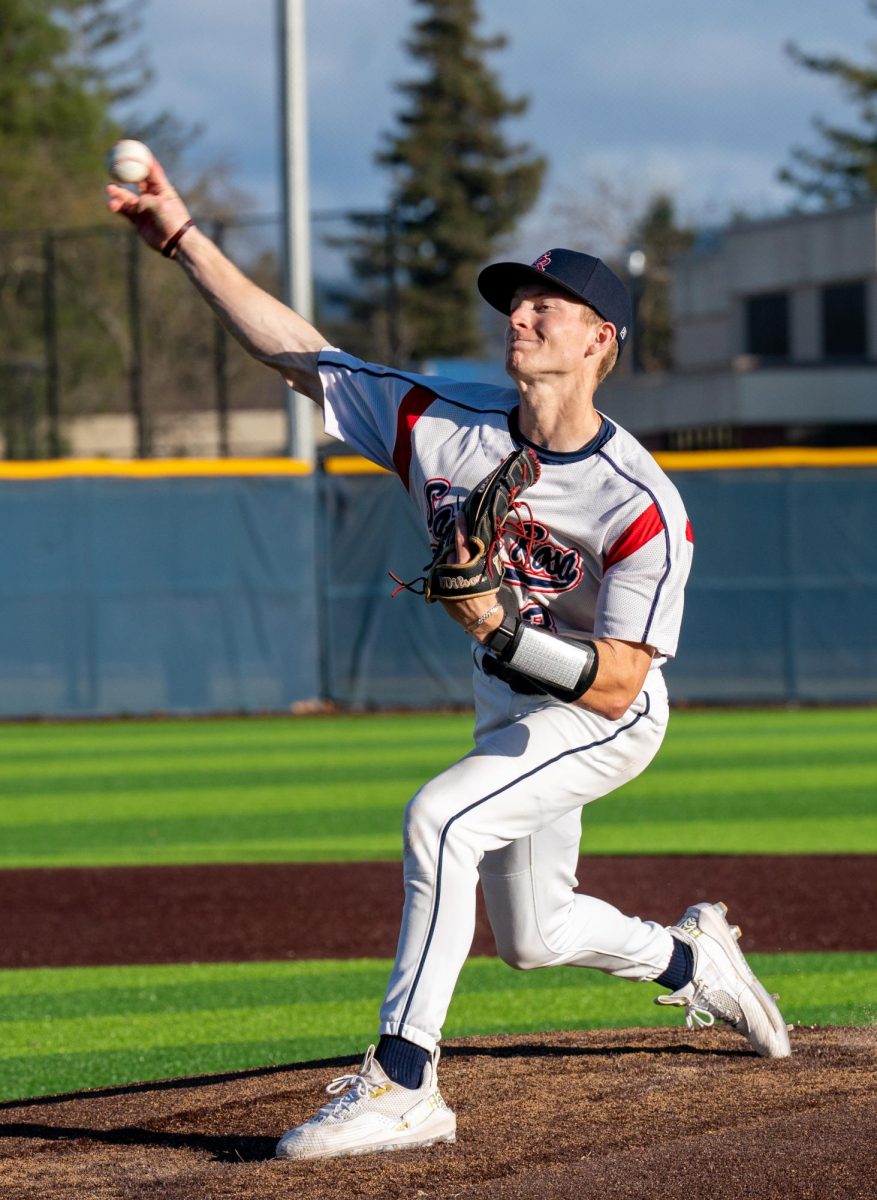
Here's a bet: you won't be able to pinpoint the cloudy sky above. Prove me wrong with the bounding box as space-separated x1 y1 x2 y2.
136 0 873 244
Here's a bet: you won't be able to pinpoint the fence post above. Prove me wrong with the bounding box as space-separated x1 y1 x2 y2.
42 231 61 457
212 221 230 456
315 462 332 702
781 471 799 702
126 232 149 456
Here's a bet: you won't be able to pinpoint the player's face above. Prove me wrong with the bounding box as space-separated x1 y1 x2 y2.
505 284 604 380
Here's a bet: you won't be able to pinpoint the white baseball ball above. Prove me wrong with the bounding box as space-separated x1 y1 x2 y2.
107 139 153 184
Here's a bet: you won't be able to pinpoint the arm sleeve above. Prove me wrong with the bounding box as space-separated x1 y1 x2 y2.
594 492 693 658
317 350 432 474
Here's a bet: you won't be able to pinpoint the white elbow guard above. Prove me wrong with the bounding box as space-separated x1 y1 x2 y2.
485 619 599 703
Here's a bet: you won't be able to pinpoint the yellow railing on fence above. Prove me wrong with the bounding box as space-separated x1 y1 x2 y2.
0 446 876 480
323 446 877 475
0 458 313 480
653 446 877 471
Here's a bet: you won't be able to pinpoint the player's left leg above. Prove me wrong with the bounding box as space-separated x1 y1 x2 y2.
377 670 670 1052
277 674 666 1161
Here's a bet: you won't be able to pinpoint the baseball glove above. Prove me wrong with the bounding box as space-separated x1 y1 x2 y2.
423 447 541 603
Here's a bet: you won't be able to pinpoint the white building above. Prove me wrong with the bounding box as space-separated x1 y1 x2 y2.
602 202 877 450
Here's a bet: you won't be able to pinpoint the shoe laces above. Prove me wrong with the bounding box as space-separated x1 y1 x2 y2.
658 983 741 1032
690 982 744 1030
316 1048 383 1120
683 1005 716 1031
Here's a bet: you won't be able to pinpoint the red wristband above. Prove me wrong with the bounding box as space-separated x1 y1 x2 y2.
161 219 195 259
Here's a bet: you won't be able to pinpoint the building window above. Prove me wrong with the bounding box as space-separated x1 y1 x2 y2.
822 282 867 360
745 292 789 360
666 425 737 451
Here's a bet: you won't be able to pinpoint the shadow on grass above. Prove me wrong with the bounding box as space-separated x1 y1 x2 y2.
0 1054 357 1112
0 1037 751 1114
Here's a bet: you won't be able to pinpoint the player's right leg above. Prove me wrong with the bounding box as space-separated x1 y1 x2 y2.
655 900 792 1057
481 817 791 1058
480 806 676 979
481 826 791 1057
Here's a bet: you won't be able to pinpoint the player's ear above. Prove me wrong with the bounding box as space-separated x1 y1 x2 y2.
585 320 616 357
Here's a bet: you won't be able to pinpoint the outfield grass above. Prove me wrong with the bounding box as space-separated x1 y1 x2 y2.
1 710 872 1103
0 953 874 1103
0 708 875 865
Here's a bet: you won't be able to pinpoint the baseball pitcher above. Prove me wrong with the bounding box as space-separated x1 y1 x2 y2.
107 157 791 1162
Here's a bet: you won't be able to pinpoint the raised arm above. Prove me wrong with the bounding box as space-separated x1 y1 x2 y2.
106 153 326 403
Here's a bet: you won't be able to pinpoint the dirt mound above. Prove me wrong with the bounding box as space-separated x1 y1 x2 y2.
1 1026 874 1199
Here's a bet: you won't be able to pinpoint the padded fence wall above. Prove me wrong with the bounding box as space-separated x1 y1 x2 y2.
321 465 877 707
0 465 874 717
0 473 319 717
319 470 472 708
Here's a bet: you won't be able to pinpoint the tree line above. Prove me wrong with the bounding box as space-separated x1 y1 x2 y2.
2 0 877 455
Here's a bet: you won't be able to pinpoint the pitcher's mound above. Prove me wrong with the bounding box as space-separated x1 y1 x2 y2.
1 1026 874 1199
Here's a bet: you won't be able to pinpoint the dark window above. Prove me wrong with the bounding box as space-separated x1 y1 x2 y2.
822 282 867 360
745 292 789 359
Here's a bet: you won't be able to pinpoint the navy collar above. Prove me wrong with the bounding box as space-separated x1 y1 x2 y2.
508 407 615 464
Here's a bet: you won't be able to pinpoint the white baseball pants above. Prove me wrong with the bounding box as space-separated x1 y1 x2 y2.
379 655 675 1053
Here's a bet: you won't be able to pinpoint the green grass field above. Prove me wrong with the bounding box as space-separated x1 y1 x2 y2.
1 707 875 865
0 708 874 1102
1 954 875 1103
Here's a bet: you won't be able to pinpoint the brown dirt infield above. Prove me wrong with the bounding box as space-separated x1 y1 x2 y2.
1 857 874 1197
1 1027 875 1199
0 855 873 968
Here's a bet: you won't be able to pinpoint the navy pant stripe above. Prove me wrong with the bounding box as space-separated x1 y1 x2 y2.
398 694 651 1029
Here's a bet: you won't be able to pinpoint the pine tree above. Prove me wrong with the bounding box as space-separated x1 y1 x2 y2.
779 0 877 206
0 2 214 456
336 0 545 363
0 1 153 229
629 194 695 373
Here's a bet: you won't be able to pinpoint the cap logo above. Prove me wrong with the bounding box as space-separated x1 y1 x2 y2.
619 326 628 341
532 252 552 272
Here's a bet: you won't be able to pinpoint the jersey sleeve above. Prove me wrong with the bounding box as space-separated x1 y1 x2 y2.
594 489 693 658
317 350 434 475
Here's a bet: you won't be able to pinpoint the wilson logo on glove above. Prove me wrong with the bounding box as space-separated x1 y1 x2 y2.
389 448 541 601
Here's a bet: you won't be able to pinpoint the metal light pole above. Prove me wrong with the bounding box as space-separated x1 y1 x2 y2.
278 0 315 462
627 248 647 375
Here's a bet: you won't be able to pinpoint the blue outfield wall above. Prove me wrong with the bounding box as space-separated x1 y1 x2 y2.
0 473 320 717
665 468 877 704
321 465 877 708
0 463 874 716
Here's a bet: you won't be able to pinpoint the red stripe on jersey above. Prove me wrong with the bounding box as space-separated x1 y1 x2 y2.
603 502 665 571
686 520 694 543
392 385 436 490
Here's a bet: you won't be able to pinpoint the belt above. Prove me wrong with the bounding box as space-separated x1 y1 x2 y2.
480 653 546 696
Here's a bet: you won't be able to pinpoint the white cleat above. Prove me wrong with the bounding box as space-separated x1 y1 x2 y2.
656 901 792 1059
275 1045 456 1162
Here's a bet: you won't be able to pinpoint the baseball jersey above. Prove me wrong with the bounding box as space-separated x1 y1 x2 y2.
318 350 693 663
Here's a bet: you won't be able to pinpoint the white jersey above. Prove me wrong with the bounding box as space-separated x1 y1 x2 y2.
318 350 693 661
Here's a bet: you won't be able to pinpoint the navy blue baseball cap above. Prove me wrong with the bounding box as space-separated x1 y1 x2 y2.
477 248 632 355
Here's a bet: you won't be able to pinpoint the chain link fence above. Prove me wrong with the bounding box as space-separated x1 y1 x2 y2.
0 212 385 460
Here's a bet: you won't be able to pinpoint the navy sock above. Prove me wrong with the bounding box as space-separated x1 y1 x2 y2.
375 1035 430 1089
655 936 695 991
